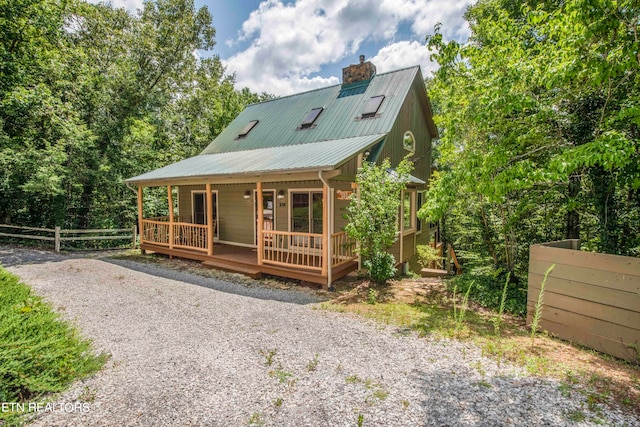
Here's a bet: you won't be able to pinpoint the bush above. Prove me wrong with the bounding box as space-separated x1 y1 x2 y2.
364 252 397 284
416 244 443 269
0 267 106 409
449 265 527 316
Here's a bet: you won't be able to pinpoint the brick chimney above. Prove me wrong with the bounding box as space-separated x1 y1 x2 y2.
342 55 376 85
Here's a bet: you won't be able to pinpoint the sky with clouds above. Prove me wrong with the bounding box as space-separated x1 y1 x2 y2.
91 0 473 96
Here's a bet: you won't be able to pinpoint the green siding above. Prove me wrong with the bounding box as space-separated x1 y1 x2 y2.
379 71 433 184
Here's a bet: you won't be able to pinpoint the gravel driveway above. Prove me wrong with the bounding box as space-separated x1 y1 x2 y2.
3 247 637 426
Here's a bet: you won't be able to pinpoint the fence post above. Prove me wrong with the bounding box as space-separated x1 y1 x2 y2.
54 227 61 252
132 225 137 249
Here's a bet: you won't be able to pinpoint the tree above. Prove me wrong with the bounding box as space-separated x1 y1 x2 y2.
0 0 263 230
419 0 639 314
345 157 413 284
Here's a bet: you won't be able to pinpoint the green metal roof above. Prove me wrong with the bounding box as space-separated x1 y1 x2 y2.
126 66 426 184
125 134 386 184
201 66 421 154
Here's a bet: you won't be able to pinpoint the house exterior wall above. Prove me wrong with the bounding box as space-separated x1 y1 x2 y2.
176 179 352 247
379 72 433 184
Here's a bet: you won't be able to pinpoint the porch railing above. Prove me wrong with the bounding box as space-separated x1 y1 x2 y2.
262 230 323 271
141 219 208 252
142 220 170 246
173 223 208 252
331 231 357 267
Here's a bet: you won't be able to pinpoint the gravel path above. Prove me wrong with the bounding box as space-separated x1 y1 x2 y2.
3 247 637 426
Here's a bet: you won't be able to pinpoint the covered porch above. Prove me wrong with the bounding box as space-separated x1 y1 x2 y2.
136 179 359 287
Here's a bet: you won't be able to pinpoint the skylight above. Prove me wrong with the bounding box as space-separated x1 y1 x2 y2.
300 108 323 128
238 120 259 138
362 95 385 118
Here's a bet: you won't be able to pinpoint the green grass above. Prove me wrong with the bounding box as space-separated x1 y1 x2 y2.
0 266 107 424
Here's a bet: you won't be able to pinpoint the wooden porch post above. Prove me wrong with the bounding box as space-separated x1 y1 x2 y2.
137 186 144 253
257 182 263 265
168 185 174 252
206 183 214 256
322 181 329 281
399 190 405 268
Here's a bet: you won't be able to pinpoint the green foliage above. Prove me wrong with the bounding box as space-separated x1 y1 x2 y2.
0 266 106 412
363 252 397 285
421 0 640 313
345 157 413 284
416 244 443 269
531 264 554 346
0 0 265 229
450 264 526 316
492 272 510 336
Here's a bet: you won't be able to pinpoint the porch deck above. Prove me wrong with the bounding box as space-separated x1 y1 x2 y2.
140 242 358 285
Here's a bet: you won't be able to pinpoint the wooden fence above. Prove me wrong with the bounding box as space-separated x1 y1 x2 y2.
527 239 640 364
0 224 137 252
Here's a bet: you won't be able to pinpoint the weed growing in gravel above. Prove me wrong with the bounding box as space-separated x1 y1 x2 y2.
0 267 106 425
474 380 492 388
306 354 319 372
565 409 586 422
79 386 97 403
357 413 364 427
401 399 410 409
269 364 294 384
346 374 361 384
274 397 283 407
260 349 277 366
248 412 264 426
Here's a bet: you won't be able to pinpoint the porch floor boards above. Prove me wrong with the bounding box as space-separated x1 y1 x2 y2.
140 242 357 285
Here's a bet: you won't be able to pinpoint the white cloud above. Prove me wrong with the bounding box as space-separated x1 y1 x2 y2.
369 40 438 78
223 0 472 95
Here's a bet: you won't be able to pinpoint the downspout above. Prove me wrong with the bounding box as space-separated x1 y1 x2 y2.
319 171 332 288
125 182 138 194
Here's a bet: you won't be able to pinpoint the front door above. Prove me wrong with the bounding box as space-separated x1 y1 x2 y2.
255 190 275 245
192 191 218 238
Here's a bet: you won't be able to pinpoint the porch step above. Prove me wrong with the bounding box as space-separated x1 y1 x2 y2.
202 260 262 279
420 268 449 278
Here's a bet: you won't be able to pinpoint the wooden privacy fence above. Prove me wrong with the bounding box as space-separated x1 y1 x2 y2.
527 240 640 364
0 224 137 252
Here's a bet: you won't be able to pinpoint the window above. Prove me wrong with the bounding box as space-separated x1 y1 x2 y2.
403 131 415 152
416 191 424 232
402 191 416 231
237 120 259 138
291 191 323 234
362 95 385 118
191 191 218 237
300 108 323 128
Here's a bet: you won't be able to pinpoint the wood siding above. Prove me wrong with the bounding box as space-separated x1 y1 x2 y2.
527 240 640 364
408 229 431 272
380 72 433 184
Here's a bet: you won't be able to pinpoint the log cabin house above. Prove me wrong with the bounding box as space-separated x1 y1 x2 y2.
125 57 438 288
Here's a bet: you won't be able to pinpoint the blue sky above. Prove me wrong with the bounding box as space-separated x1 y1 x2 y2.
94 0 473 95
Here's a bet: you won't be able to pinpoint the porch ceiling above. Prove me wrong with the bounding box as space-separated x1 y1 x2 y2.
125 133 386 186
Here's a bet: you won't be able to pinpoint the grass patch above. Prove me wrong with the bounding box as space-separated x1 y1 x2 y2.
0 266 106 424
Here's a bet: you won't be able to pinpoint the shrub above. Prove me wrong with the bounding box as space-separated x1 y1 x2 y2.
417 244 443 269
0 267 106 408
449 265 527 316
345 156 413 284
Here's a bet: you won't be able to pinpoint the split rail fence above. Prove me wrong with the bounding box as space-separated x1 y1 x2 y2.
0 224 137 252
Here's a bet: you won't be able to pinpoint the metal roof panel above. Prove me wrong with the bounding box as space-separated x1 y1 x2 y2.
125 134 386 184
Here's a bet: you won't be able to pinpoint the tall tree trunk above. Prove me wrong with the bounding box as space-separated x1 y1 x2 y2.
590 167 618 254
565 172 581 239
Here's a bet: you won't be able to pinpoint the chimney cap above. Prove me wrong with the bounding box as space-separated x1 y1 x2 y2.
359 54 365 64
